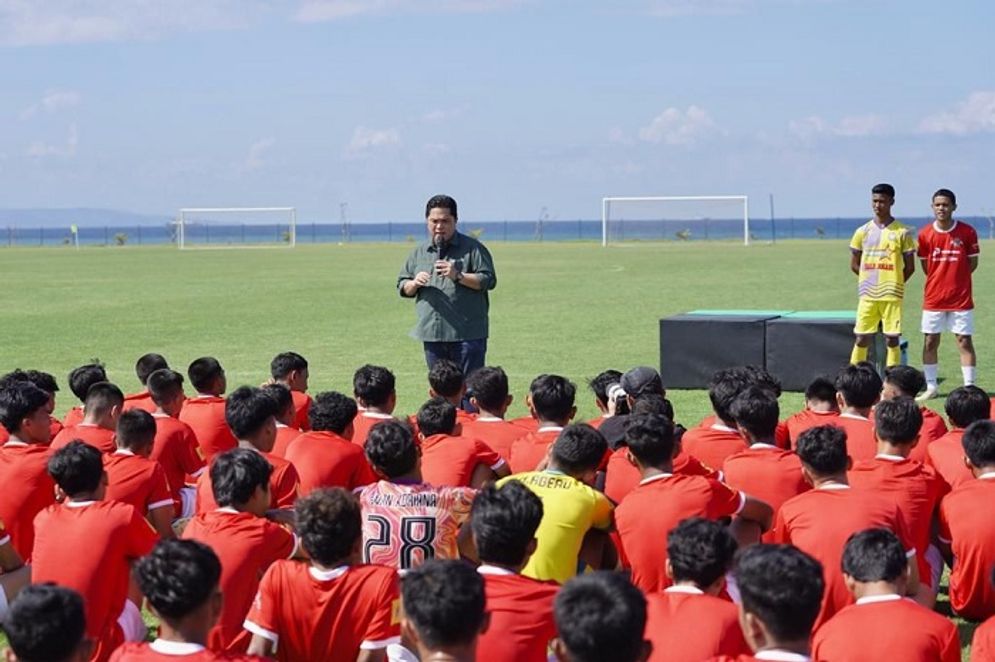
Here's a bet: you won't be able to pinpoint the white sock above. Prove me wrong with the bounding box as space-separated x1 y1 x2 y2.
962 365 976 386
923 364 939 389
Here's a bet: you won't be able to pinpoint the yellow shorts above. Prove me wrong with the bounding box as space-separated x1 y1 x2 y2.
855 298 903 336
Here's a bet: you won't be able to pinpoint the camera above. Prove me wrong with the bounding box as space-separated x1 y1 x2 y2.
606 383 630 416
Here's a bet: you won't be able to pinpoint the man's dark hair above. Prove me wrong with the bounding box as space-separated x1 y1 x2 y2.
735 544 823 643
933 188 956 205
116 409 157 451
588 370 623 408
466 367 509 412
67 362 107 403
796 425 849 476
872 183 896 198
210 448 273 508
365 420 417 478
624 414 676 467
708 367 754 424
147 369 185 407
48 441 104 496
136 539 222 620
261 383 294 418
402 559 484 649
804 377 837 404
554 572 647 662
425 194 458 219
22 370 58 395
744 365 783 398
630 393 676 420
551 424 607 475
308 391 358 434
188 357 224 394
841 529 907 583
883 365 926 398
135 353 169 386
873 397 922 445
530 374 576 422
353 365 395 408
428 359 464 399
84 381 124 417
0 382 51 433
945 386 991 429
225 386 279 439
1 584 86 662
417 397 457 437
296 488 362 567
963 420 995 469
835 362 882 409
270 351 308 380
730 386 780 440
667 517 738 588
470 481 543 567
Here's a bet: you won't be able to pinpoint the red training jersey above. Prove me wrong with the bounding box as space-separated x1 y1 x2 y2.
291 390 312 431
63 405 85 427
698 415 790 449
350 412 395 447
509 415 540 434
938 473 995 621
420 433 505 487
604 447 718 505
110 640 264 661
284 430 375 496
476 566 558 662
785 409 839 448
830 414 877 461
645 586 750 662
270 423 301 458
104 450 175 517
122 391 158 414
195 451 299 514
972 615 995 662
918 219 979 311
459 416 529 463
178 396 237 462
926 429 974 489
0 441 54 559
721 444 809 542
681 424 747 471
151 413 206 510
51 423 117 454
509 427 563 474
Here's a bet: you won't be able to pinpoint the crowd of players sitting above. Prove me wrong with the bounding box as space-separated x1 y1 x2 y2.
0 351 994 661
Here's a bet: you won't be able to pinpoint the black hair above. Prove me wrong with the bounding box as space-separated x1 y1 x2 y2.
48 440 104 496
530 374 576 422
624 413 676 466
296 488 362 567
933 188 956 205
588 370 623 407
872 183 896 198
23 370 58 395
945 386 991 429
873 397 922 445
84 381 124 417
365 420 418 478
136 539 221 621
963 420 995 469
425 194 458 219
308 391 358 434
841 528 907 583
630 393 676 420
187 357 224 394
744 365 783 398
796 425 848 476
116 409 157 451
804 377 837 404
835 362 882 409
147 369 185 407
466 367 509 412
1 584 86 662
261 383 294 418
67 362 107 403
708 367 754 424
135 353 169 386
470 481 544 567
416 397 457 437
735 544 823 643
883 365 926 398
402 559 485 648
668 517 738 588
428 359 464 399
554 572 647 662
225 385 279 439
209 448 273 508
551 424 607 475
0 382 51 433
729 385 780 440
270 351 308 380
353 365 396 408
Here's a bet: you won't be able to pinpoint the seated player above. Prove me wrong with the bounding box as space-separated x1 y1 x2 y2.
460 366 528 462
500 424 614 584
722 386 808 542
147 369 205 519
284 391 373 495
104 410 175 538
178 357 236 462
785 376 839 447
351 364 398 446
928 385 990 488
416 397 508 488
681 368 751 470
181 448 301 653
847 397 946 603
244 488 401 660
0 381 56 558
585 369 624 429
195 386 299 513
644 518 750 662
812 529 958 662
33 441 158 662
0 369 63 442
52 381 124 453
696 366 791 449
426 359 476 425
880 365 947 462
63 361 108 427
616 414 771 593
830 362 880 461
122 353 169 414
0 519 29 622
263 383 302 458
552 572 651 662
598 366 669 449
2 584 92 662
938 419 995 621
269 351 312 432
470 482 559 662
358 420 475 571
773 425 918 630
971 569 995 660
508 374 576 474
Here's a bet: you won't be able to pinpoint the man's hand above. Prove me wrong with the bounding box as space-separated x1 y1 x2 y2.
434 260 459 281
414 270 432 286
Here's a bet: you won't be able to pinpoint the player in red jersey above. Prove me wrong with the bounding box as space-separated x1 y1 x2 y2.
552 572 651 662
645 518 750 661
773 425 918 631
179 358 236 462
829 362 880 461
929 385 989 489
123 353 169 414
1 585 93 662
918 189 980 399
269 351 312 432
262 383 301 458
972 570 995 662
105 410 176 538
681 368 751 470
416 398 508 488
181 449 302 653
880 365 947 462
509 374 576 473
33 441 158 662
696 366 791 450
52 381 124 454
284 391 375 494
245 488 401 660
812 529 958 661
359 420 475 571
585 369 623 429
460 366 529 462
63 362 108 427
147 369 205 519
723 386 808 542
423 359 477 428
0 369 64 442
350 364 399 446
785 377 839 448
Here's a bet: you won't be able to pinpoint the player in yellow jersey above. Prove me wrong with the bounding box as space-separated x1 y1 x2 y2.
849 183 917 366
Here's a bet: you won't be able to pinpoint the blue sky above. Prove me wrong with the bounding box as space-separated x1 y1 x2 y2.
1 0 993 222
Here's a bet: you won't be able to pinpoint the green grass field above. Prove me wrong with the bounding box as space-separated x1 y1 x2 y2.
1 239 989 658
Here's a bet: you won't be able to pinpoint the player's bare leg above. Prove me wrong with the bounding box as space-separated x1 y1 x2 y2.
919 333 942 401
956 334 976 386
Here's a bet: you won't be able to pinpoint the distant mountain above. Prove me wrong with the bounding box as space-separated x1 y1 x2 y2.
0 208 172 228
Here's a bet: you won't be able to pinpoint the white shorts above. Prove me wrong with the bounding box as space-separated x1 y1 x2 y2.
922 310 974 335
179 486 197 519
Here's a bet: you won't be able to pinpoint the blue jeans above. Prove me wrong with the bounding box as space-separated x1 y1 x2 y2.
423 338 488 378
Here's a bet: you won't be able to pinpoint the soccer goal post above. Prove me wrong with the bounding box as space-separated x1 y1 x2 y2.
176 207 297 250
601 196 750 246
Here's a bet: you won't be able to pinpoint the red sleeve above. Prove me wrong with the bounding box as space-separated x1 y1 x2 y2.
148 463 174 512
917 227 930 258
178 430 207 476
361 571 401 649
262 521 297 565
968 225 980 255
352 455 377 490
937 499 953 543
774 421 790 449
126 505 159 558
891 507 916 554
706 479 744 519
243 564 280 643
271 464 300 510
473 440 504 470
770 506 789 544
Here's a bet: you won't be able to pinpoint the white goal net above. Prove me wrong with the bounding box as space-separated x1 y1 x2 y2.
176 207 296 249
602 196 750 246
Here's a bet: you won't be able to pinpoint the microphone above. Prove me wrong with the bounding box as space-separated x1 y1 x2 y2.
433 234 447 260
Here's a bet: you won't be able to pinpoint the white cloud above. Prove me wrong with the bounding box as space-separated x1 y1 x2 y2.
20 89 81 119
638 105 717 145
789 113 887 139
422 105 469 123
294 0 524 23
243 138 275 171
26 122 78 158
919 91 995 135
346 126 401 156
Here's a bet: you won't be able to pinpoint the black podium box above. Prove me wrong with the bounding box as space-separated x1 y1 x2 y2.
765 312 875 391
